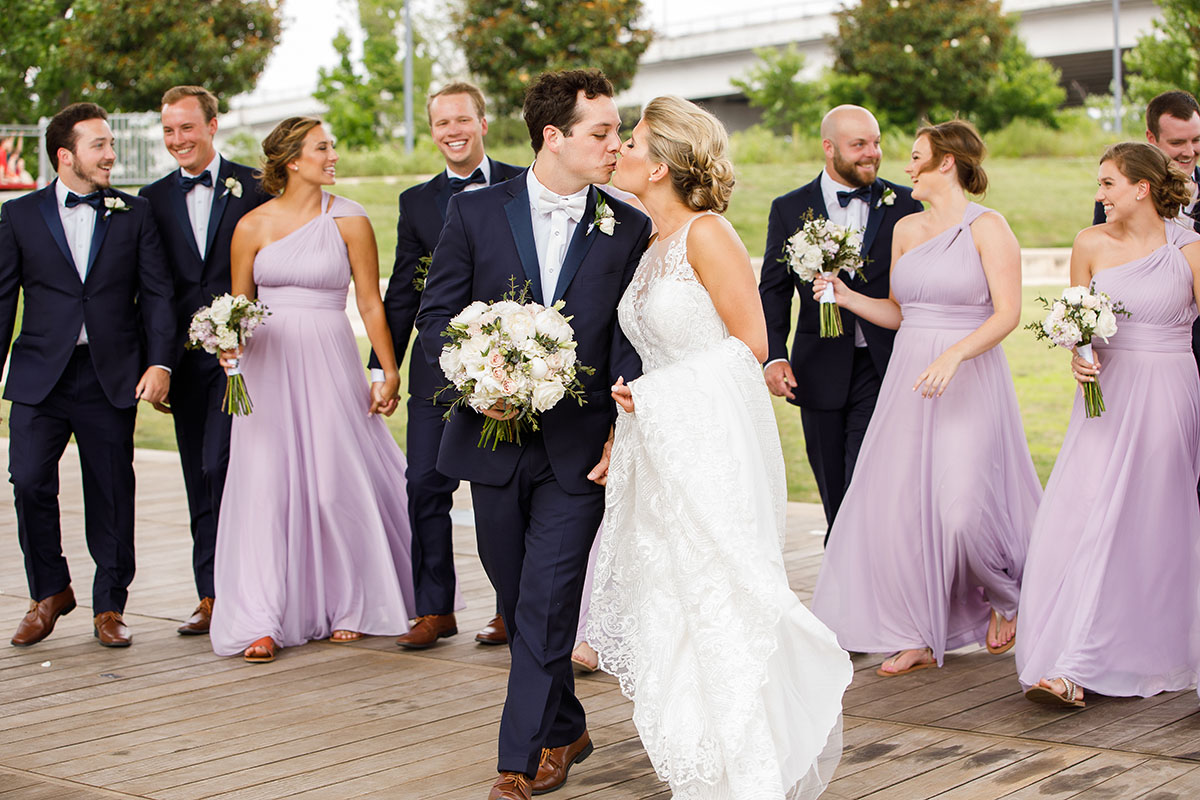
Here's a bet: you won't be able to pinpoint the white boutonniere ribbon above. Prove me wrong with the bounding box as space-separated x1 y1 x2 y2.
877 186 896 208
587 194 618 236
103 196 130 219
222 176 243 199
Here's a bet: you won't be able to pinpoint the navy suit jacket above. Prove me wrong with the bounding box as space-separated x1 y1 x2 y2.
0 182 175 408
760 174 921 410
370 157 523 401
416 171 651 494
1092 165 1200 364
139 159 271 362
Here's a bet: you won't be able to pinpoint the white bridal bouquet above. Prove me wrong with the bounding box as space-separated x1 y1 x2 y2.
1025 285 1127 418
781 209 867 337
438 281 594 450
187 294 271 415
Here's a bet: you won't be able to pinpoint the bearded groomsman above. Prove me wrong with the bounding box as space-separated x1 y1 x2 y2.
372 82 522 650
759 105 921 542
139 86 270 635
1 102 175 647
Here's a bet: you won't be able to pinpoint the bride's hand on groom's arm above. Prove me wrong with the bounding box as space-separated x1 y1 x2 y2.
587 428 616 486
611 376 634 414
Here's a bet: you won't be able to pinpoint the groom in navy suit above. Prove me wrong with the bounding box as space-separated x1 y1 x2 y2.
760 105 921 542
372 81 521 650
417 70 650 800
139 85 270 635
0 102 175 647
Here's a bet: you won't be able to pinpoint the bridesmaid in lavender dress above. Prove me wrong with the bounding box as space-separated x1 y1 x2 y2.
1017 142 1200 707
210 117 415 662
810 120 1042 676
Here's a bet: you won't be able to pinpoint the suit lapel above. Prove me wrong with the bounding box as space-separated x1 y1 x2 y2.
552 187 599 304
861 179 886 257
204 159 232 262
503 180 544 304
168 173 204 264
85 197 112 278
433 172 453 221
38 183 77 274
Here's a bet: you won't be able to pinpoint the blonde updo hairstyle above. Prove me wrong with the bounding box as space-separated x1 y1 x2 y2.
641 96 735 213
915 118 988 195
1100 141 1193 219
257 116 323 196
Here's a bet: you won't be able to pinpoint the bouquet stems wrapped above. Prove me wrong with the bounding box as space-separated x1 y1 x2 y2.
187 294 271 416
781 210 867 338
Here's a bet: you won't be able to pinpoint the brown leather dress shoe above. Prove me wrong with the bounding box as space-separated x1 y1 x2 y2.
177 597 214 635
395 613 457 650
531 730 593 795
93 612 131 647
475 613 507 645
488 771 532 800
11 586 76 647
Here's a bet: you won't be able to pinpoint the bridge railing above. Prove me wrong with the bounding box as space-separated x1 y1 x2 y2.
6 112 172 190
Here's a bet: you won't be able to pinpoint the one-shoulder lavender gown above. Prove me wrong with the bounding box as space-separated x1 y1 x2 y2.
210 193 415 656
1016 220 1200 697
812 203 1042 663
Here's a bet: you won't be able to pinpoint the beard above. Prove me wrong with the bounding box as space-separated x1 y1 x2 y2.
832 148 879 188
73 159 110 191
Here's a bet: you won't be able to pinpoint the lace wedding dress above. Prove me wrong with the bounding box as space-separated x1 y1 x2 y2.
587 213 852 799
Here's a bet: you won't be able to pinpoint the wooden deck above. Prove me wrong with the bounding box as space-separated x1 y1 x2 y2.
1 444 1198 799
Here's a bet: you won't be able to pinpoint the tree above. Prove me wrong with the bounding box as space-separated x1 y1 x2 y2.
455 0 652 116
0 0 280 121
1123 0 1200 108
314 0 434 149
976 37 1065 131
731 46 826 136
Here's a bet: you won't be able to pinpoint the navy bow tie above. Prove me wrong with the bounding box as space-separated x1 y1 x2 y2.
448 168 485 194
64 190 106 211
836 185 872 208
179 171 213 193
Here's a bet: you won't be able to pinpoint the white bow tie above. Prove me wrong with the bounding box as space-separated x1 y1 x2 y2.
537 190 587 223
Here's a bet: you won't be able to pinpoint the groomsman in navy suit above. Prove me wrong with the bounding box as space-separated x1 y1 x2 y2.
416 70 650 800
374 82 522 651
760 105 921 542
0 102 175 647
139 86 270 635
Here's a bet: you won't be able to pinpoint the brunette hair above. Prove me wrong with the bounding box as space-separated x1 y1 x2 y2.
46 102 108 170
256 116 323 196
162 86 219 122
641 96 735 213
1100 141 1193 218
1146 91 1200 139
522 69 614 153
915 118 988 195
427 81 486 122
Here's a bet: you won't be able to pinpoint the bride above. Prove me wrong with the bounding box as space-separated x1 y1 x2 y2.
586 95 852 799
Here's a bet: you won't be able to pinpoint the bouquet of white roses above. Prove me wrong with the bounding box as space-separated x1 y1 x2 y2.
187 294 271 415
437 281 594 450
781 209 867 337
1025 285 1128 418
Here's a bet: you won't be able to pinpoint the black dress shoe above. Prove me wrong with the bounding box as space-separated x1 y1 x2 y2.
11 586 76 647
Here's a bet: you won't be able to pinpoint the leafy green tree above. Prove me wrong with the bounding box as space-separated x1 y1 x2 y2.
1123 0 1200 107
732 46 825 136
976 37 1065 131
455 0 652 116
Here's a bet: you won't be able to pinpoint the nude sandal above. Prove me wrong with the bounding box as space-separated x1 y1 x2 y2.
1025 676 1085 708
876 648 936 677
986 610 1017 654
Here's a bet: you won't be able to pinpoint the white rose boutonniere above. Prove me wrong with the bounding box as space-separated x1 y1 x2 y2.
222 176 243 199
587 194 618 236
877 186 896 208
102 196 130 219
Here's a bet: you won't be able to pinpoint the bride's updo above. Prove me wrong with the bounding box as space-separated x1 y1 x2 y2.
642 96 735 213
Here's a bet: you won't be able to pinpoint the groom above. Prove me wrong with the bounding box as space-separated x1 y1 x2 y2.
416 69 650 800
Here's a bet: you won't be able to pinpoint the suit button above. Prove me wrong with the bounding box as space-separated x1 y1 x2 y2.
82 296 89 302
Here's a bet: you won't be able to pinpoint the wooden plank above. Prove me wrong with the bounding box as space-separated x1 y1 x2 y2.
995 752 1151 799
927 745 1099 800
1068 759 1199 798
856 741 1048 799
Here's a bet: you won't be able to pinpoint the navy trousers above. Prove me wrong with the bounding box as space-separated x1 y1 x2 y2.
9 346 137 613
469 435 604 777
407 395 461 616
170 350 230 600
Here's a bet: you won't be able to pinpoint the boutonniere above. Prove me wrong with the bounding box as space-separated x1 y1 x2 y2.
587 194 618 236
877 186 896 208
103 196 130 219
413 253 432 292
222 176 243 199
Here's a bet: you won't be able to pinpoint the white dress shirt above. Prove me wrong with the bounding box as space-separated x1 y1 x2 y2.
182 153 221 260
820 168 870 348
446 157 491 191
55 179 97 344
526 166 587 303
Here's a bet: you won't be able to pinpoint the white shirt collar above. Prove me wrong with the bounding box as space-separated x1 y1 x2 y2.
526 164 589 211
446 156 490 184
180 152 221 181
55 177 99 207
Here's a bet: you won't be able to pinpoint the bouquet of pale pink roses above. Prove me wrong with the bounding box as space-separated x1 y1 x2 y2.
781 209 866 337
187 294 270 415
1025 285 1128 418
438 282 594 449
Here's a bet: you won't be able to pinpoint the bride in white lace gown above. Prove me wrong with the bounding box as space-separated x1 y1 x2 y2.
586 96 851 799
